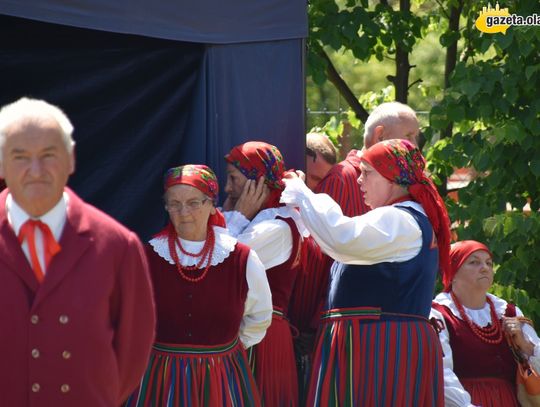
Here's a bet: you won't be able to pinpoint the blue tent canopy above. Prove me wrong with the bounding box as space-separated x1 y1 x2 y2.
0 1 307 239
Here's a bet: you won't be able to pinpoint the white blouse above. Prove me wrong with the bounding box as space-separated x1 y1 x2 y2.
431 292 540 407
149 226 273 349
279 177 424 264
223 206 298 270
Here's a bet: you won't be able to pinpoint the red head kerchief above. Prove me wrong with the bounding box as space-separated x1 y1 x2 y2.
445 240 492 291
163 164 225 228
361 139 452 284
225 141 286 209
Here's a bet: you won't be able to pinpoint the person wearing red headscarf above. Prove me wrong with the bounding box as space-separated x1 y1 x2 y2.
223 141 304 407
431 240 540 407
125 164 272 407
280 139 450 406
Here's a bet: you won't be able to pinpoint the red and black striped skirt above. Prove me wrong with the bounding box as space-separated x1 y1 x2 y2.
306 307 444 407
125 338 261 407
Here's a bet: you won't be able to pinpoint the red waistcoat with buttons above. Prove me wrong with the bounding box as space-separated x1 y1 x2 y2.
433 301 517 383
264 217 302 312
0 188 155 407
147 241 250 344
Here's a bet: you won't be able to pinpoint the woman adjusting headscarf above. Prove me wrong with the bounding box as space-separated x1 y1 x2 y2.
280 138 450 406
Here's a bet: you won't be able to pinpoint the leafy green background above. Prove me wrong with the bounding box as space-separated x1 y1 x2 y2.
307 0 540 323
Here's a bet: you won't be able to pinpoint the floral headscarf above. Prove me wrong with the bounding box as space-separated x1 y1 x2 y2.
225 141 286 209
446 240 492 292
163 164 225 228
361 139 452 283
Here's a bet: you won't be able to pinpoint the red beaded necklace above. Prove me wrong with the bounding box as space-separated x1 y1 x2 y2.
168 224 215 283
451 291 503 344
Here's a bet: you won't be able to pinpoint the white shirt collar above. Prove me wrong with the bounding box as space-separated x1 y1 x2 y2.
6 192 69 241
394 200 426 216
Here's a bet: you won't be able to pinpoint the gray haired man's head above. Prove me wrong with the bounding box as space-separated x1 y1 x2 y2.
363 102 419 149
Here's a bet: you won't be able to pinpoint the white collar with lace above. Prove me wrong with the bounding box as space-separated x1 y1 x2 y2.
250 206 309 237
433 292 508 328
149 226 237 267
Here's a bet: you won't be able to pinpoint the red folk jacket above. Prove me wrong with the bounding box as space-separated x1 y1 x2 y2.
0 188 155 407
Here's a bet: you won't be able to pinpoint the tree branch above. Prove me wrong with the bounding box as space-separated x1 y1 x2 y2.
444 0 464 90
395 0 412 103
440 0 464 196
318 48 370 122
433 0 450 19
408 78 423 89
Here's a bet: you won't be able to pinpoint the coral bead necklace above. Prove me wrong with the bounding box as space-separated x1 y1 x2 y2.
168 224 215 283
451 291 503 344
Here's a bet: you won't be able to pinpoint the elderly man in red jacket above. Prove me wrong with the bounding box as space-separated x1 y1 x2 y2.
0 97 155 407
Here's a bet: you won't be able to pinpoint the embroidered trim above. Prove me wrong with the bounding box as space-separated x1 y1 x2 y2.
149 226 236 267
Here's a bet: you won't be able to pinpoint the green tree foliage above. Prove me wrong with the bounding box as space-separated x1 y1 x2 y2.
308 0 540 322
427 1 540 321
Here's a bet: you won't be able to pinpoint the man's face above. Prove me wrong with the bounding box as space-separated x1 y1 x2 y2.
306 152 333 191
0 117 75 216
224 163 248 205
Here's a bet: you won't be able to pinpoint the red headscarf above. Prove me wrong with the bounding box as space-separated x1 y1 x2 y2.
163 164 226 228
225 141 286 209
445 240 492 291
361 139 452 284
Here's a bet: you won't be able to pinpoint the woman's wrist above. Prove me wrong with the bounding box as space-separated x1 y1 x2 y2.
519 339 535 359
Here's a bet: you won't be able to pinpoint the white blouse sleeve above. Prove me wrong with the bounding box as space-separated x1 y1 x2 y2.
515 306 540 373
235 219 293 270
239 249 273 349
222 210 250 237
429 308 477 407
280 177 421 264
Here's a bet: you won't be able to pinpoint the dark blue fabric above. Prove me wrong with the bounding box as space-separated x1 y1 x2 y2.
0 0 307 43
0 16 305 240
185 40 306 204
0 16 204 239
327 206 439 318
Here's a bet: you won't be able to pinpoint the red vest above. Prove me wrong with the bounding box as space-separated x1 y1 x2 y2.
314 150 369 217
147 242 250 345
433 301 517 383
266 217 302 312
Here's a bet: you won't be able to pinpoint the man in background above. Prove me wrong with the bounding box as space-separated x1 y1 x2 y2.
305 132 336 190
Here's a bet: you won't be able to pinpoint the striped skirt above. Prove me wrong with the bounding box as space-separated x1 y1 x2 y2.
306 307 444 407
248 309 298 407
124 338 261 407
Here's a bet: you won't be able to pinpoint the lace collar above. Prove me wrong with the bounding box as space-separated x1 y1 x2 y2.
149 226 237 267
434 292 508 328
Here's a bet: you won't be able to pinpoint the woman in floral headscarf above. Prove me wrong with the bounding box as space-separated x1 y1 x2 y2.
222 141 305 407
281 139 450 406
124 164 272 407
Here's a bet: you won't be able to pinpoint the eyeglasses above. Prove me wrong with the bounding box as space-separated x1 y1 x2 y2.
165 198 209 213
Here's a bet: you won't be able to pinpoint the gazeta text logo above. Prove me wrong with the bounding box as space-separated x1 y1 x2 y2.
475 3 540 34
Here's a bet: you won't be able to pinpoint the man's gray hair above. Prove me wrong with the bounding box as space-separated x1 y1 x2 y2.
363 102 417 146
0 97 76 164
